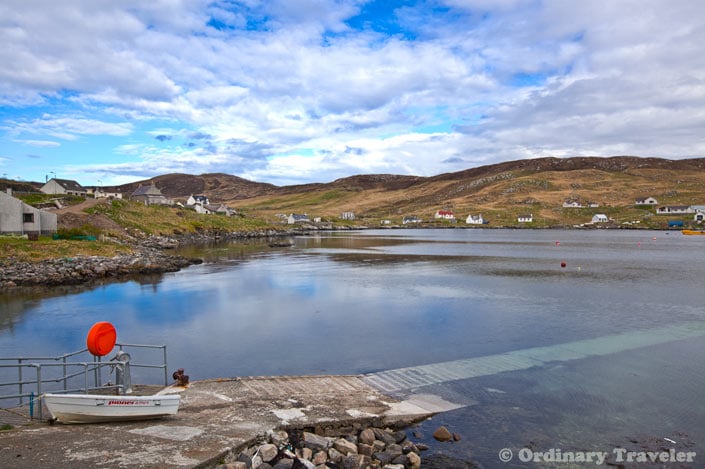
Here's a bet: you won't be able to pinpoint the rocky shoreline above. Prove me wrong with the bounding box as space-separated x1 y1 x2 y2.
216 424 470 469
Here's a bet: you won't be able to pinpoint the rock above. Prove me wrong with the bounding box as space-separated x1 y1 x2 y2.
303 432 331 451
269 430 289 446
259 444 279 463
372 428 397 446
340 454 367 469
371 440 386 453
392 430 407 444
301 447 313 461
312 451 327 465
382 465 405 469
237 452 253 468
358 428 375 445
408 451 421 469
415 443 429 451
453 432 462 441
433 426 453 442
333 438 358 456
327 447 343 463
272 460 294 469
357 443 373 457
293 458 315 469
373 450 394 466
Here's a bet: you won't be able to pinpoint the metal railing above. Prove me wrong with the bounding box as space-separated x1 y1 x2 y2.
0 343 168 421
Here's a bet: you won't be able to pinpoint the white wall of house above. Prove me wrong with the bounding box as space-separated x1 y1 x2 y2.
0 190 57 235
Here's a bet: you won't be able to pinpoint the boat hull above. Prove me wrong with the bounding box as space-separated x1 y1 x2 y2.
682 229 705 235
43 393 180 424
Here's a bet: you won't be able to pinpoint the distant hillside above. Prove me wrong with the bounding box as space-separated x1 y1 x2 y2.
98 156 705 228
117 173 277 201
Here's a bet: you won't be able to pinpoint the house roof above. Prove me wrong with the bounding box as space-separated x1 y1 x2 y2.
436 210 454 215
52 178 85 191
132 184 164 196
289 213 309 220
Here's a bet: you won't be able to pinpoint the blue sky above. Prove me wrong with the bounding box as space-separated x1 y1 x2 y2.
2 0 705 187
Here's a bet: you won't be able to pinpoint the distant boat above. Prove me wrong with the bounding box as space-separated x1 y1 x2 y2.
43 392 180 424
681 229 705 235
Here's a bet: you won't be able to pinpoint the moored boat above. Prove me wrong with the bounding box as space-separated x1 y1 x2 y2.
681 229 705 235
43 392 180 424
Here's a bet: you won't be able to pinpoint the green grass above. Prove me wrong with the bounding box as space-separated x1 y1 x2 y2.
88 200 276 235
0 236 132 262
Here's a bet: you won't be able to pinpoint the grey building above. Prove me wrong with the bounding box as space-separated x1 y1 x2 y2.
40 178 87 196
131 184 173 206
0 189 57 236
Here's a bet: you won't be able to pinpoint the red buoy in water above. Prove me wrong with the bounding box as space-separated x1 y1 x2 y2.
560 261 567 268
86 322 117 356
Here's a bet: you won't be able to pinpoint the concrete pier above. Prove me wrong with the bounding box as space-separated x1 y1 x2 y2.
0 375 463 468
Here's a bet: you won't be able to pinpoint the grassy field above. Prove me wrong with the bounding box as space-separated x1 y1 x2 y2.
0 236 133 262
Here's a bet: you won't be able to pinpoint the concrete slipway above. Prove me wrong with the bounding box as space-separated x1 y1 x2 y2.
0 375 463 469
3 319 704 468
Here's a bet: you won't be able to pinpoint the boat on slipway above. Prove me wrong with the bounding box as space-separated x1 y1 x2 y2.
682 229 705 235
42 391 180 424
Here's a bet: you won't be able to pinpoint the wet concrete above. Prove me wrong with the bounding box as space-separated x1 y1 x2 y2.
0 375 463 468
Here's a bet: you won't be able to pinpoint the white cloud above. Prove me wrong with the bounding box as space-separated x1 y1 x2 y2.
1 1 705 185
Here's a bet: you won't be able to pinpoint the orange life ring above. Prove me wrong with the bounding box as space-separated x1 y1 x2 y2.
86 322 117 356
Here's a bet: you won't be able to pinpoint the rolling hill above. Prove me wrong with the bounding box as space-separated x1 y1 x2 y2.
112 156 705 227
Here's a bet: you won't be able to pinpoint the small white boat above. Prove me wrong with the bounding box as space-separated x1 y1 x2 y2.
43 393 180 424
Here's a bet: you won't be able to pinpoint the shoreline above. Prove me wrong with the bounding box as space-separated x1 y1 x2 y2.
0 225 684 289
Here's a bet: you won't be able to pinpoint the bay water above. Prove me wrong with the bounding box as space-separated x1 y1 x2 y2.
2 229 704 467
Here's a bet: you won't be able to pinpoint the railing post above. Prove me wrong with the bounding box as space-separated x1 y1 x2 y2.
34 365 42 421
163 346 168 386
84 363 89 394
62 355 68 391
18 358 23 406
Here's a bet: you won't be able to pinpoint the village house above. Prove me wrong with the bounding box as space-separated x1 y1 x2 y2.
130 184 173 206
517 214 533 223
40 178 87 197
402 215 422 224
434 210 455 220
655 206 693 215
562 199 583 208
0 189 57 236
341 211 355 220
635 196 659 206
288 213 310 224
466 214 483 225
90 186 123 199
211 204 236 217
591 214 609 223
187 194 209 206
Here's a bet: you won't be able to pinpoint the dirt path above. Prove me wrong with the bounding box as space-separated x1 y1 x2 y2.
54 198 126 233
54 197 103 214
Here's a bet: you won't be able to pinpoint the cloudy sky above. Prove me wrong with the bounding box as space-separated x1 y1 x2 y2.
1 1 705 187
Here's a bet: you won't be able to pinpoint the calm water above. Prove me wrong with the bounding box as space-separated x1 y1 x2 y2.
2 229 705 467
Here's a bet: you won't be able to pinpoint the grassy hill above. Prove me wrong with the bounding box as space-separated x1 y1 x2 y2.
158 156 702 228
9 156 705 234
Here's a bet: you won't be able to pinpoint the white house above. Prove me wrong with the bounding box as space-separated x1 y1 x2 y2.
341 211 355 220
635 196 658 206
288 213 310 224
402 216 422 224
435 210 455 220
466 214 483 225
562 199 583 208
187 194 209 206
40 178 87 197
0 189 57 236
591 214 609 223
517 214 533 223
656 206 693 215
89 186 123 199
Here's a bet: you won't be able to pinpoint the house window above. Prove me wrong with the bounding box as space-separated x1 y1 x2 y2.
23 213 34 223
